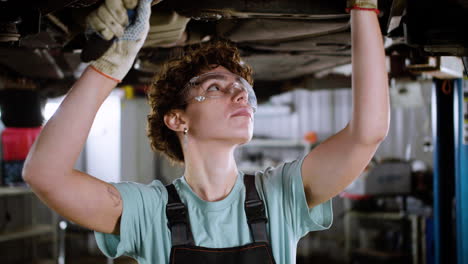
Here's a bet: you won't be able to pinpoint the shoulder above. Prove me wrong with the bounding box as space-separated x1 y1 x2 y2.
111 180 169 207
249 156 306 202
255 156 306 183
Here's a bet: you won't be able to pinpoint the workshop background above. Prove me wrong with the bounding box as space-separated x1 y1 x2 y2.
1 0 468 264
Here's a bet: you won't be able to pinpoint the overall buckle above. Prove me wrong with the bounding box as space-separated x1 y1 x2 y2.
166 202 188 228
245 200 268 224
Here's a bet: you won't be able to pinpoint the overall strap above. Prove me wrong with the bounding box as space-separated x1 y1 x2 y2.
165 184 195 246
244 174 269 243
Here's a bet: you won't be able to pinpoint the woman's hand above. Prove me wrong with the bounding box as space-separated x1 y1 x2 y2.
87 0 154 82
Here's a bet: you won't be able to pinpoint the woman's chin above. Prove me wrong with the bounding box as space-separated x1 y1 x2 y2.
232 132 253 145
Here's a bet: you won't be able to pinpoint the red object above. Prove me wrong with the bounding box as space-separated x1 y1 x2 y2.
345 6 381 15
1 127 42 161
339 191 372 200
304 131 318 143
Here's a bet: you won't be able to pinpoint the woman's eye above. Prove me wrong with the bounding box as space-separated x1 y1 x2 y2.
207 85 220 91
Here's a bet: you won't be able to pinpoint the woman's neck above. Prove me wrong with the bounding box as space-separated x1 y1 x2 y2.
183 140 239 202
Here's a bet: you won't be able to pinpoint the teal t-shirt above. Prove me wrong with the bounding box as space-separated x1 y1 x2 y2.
94 156 333 264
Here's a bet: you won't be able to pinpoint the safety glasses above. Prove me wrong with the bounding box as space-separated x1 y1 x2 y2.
180 72 257 112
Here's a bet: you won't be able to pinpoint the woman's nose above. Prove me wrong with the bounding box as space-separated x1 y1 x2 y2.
232 87 249 104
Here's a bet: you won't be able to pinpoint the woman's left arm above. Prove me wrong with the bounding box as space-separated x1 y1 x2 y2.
301 9 390 209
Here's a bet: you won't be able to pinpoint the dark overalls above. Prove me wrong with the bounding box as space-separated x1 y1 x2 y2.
164 174 277 264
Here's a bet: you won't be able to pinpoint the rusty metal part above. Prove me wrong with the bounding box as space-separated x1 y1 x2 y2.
406 56 465 79
39 0 85 15
69 0 101 8
243 53 351 81
0 22 20 42
0 47 65 79
247 31 351 54
164 0 349 20
184 9 348 20
0 6 21 43
423 45 467 56
46 0 159 12
217 19 349 43
46 14 71 36
0 74 37 90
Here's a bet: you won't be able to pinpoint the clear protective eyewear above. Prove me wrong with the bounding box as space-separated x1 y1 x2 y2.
181 72 257 112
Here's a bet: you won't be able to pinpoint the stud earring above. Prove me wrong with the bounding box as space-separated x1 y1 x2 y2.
194 96 205 102
183 127 188 146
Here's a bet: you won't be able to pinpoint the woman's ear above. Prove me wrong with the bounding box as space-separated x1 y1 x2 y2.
164 110 187 133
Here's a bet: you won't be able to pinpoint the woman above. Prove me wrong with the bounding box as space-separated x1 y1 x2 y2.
22 0 390 263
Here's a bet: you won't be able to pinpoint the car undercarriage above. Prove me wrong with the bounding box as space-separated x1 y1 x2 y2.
0 0 467 106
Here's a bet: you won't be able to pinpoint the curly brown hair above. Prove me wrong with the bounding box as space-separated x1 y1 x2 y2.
146 41 254 164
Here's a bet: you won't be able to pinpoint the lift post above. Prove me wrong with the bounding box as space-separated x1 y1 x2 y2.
432 78 468 264
431 79 456 264
454 78 468 264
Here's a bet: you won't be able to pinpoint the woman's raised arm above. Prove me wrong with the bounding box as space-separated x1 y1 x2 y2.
22 67 125 234
22 0 154 234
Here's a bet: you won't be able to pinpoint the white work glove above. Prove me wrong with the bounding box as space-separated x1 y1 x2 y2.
86 0 154 82
86 0 139 41
346 0 378 12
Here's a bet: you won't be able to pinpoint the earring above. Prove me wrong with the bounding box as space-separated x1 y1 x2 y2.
183 127 188 146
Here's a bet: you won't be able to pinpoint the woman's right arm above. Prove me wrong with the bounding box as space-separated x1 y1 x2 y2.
23 66 123 234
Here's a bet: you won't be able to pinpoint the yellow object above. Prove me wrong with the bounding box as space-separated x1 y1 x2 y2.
122 85 135 99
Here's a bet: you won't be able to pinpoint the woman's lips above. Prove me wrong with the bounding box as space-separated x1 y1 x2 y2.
231 108 252 119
